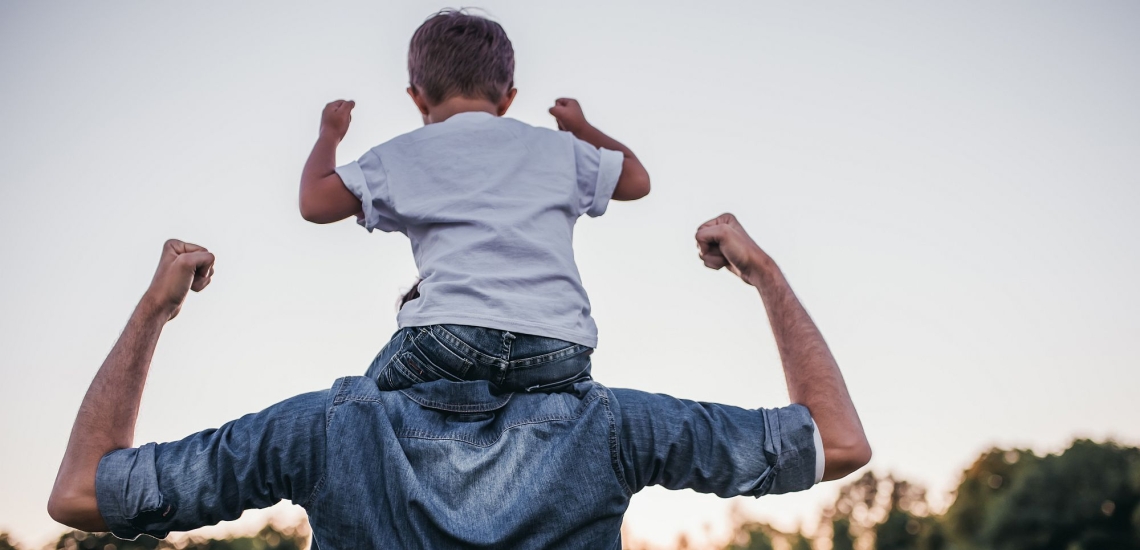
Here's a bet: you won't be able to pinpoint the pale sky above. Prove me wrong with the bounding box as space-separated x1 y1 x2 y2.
2 1 1138 548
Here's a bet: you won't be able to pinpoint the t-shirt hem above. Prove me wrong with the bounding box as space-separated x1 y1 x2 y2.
397 312 598 348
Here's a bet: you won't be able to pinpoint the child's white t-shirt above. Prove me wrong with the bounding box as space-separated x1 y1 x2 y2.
335 111 623 348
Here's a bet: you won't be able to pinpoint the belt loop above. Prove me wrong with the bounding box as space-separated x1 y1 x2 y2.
500 331 516 370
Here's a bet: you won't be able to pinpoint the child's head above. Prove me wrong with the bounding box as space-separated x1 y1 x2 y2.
407 9 516 120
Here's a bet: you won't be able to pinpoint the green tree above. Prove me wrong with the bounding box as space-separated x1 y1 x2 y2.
939 439 1140 550
168 524 308 550
725 522 775 550
943 447 1038 548
53 531 161 549
50 522 308 550
915 518 946 550
788 532 814 550
0 532 22 550
875 509 919 550
982 439 1140 550
831 518 855 550
873 478 932 550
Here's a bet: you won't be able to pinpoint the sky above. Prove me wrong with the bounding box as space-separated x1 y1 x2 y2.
1 1 1138 548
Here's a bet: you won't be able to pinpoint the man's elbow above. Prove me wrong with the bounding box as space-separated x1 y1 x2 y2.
822 440 872 481
48 491 107 532
47 491 82 528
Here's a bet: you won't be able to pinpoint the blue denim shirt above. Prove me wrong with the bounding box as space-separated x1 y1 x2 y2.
96 377 819 549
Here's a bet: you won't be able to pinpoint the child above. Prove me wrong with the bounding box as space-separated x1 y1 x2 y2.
298 9 650 392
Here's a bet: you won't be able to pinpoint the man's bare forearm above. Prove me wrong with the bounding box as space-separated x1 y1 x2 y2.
48 299 167 530
50 239 215 530
745 261 871 481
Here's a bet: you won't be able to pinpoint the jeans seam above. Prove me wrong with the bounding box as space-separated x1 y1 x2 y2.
408 341 469 381
510 345 590 369
602 390 634 496
433 325 502 365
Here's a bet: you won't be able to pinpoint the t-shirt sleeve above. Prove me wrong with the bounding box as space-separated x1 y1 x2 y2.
610 388 819 497
335 149 403 233
94 388 331 540
572 137 624 218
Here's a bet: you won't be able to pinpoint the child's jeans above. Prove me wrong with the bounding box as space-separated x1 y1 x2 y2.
366 324 593 393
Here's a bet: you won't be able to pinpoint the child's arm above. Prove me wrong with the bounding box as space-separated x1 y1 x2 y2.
299 100 364 224
550 98 650 201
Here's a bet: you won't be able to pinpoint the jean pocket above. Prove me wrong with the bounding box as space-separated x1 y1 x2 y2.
410 328 474 379
380 355 428 391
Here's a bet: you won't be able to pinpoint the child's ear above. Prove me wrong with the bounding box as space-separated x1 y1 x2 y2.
407 86 431 118
497 88 518 116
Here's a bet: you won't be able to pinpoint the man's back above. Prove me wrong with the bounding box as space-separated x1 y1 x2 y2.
95 376 818 549
317 377 627 548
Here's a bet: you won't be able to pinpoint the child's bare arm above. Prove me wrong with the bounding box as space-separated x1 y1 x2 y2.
299 100 363 224
550 98 650 201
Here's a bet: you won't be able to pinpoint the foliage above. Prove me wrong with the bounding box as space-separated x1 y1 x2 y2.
942 447 1040 546
0 532 22 550
50 523 307 550
716 439 1140 550
724 522 774 550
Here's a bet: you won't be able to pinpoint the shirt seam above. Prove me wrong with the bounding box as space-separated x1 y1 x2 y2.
392 390 605 447
602 390 634 496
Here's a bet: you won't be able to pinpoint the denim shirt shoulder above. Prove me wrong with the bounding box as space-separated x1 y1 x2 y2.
607 388 818 498
97 376 818 550
309 377 631 549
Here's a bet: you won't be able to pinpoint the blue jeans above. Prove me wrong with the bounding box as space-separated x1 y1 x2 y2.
366 325 594 393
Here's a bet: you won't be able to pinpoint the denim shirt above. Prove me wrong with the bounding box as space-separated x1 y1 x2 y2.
96 377 819 549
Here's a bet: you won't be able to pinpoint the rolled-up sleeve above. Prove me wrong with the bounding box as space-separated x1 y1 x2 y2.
610 389 819 498
95 389 331 540
335 149 403 233
572 138 623 218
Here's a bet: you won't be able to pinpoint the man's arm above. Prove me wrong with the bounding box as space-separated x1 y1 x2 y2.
299 100 364 223
696 214 871 481
549 98 650 201
47 240 215 530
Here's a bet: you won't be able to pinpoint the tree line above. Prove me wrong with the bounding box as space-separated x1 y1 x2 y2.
710 439 1140 550
3 438 1137 550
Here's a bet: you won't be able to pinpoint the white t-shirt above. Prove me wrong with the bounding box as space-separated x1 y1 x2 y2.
336 111 623 348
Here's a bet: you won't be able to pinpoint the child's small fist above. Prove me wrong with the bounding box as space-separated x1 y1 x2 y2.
320 100 355 141
549 98 589 134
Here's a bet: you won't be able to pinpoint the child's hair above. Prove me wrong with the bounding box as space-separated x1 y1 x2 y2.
408 8 514 105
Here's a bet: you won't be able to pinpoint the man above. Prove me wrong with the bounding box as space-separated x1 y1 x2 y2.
48 214 871 549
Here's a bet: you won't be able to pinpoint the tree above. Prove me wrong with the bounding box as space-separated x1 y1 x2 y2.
939 439 1140 550
50 522 308 550
831 518 855 550
788 532 814 550
0 532 22 550
943 447 1039 548
725 522 775 550
982 439 1140 550
52 531 161 550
